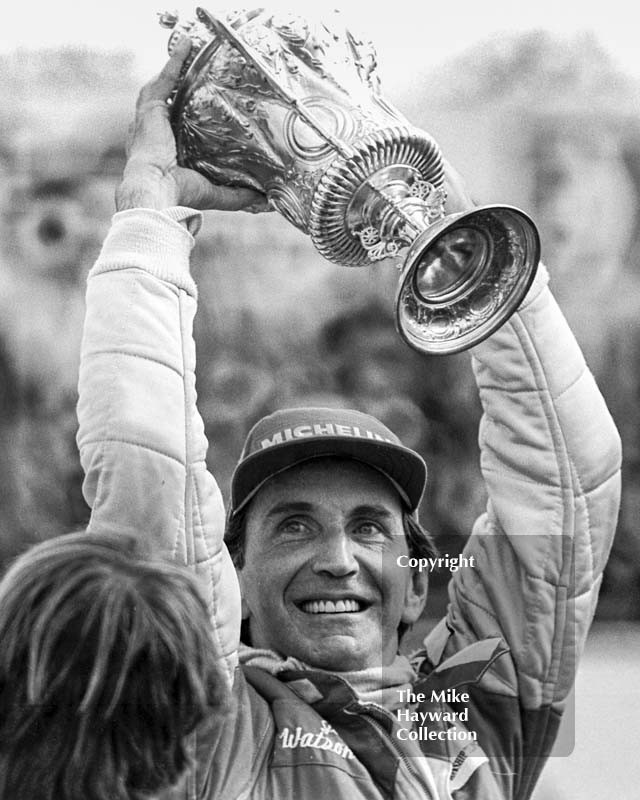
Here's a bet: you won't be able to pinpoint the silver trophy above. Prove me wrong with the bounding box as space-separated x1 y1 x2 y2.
159 8 539 354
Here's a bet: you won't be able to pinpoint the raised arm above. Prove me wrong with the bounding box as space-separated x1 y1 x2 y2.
418 174 621 796
458 262 621 667
419 160 621 656
76 40 266 688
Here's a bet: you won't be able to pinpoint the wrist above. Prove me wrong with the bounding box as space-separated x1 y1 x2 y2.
161 206 202 235
115 164 178 212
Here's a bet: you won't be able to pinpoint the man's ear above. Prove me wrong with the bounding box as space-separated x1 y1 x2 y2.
401 569 428 626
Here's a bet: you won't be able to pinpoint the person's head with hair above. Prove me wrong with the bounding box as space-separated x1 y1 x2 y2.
0 530 222 800
224 406 438 671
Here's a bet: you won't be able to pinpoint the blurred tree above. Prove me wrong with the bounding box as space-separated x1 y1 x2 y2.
0 47 136 96
397 29 636 113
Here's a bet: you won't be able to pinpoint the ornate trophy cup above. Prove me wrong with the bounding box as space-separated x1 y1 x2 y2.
159 8 540 354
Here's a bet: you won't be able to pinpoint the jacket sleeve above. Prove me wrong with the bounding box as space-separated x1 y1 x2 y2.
423 264 622 789
76 208 242 689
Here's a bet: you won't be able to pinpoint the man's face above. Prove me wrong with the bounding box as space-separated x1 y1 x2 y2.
238 458 428 671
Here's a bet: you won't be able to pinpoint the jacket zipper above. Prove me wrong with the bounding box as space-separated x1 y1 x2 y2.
344 705 435 798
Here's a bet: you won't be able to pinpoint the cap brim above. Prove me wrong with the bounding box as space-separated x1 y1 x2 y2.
230 436 426 515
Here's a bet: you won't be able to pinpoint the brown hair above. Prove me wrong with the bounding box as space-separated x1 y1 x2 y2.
0 530 222 800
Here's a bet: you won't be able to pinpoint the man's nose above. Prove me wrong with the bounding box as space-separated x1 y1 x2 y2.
311 530 359 577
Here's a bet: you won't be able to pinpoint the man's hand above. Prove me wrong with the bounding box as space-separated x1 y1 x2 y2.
115 36 269 213
441 158 477 215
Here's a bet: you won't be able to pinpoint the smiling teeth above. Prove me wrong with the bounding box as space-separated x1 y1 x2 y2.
301 599 362 614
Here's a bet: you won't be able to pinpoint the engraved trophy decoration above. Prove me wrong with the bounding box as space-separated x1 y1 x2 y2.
159 7 540 354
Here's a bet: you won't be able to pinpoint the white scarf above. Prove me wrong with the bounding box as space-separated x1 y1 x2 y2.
239 644 416 712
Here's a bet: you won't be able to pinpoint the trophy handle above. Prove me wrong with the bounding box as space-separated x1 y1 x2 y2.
394 206 540 354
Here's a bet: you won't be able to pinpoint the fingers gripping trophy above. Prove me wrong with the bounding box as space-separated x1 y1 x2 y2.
158 7 540 354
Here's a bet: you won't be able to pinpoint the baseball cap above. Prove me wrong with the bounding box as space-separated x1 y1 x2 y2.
229 407 427 515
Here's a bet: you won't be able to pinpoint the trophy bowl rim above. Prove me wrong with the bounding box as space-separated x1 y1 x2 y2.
395 204 541 355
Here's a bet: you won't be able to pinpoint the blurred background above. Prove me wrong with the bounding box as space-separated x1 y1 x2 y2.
1 1 639 796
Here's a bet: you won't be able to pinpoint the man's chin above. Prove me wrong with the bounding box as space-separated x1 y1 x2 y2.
293 633 383 672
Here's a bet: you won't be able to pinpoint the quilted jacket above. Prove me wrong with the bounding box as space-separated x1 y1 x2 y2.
77 208 621 799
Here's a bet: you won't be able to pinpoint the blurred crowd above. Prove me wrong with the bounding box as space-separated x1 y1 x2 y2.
1 31 639 620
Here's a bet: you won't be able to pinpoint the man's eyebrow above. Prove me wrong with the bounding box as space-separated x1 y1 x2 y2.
264 501 315 518
263 502 397 520
349 504 395 520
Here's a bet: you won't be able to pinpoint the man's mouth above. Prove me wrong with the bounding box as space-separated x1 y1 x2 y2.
298 599 368 614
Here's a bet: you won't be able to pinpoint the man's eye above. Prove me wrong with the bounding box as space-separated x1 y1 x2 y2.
279 519 311 535
353 521 386 539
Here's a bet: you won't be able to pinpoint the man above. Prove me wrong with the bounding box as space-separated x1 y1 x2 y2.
77 39 621 799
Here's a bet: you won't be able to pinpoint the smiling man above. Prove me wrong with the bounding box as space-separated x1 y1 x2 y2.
77 42 622 799
230 421 430 671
